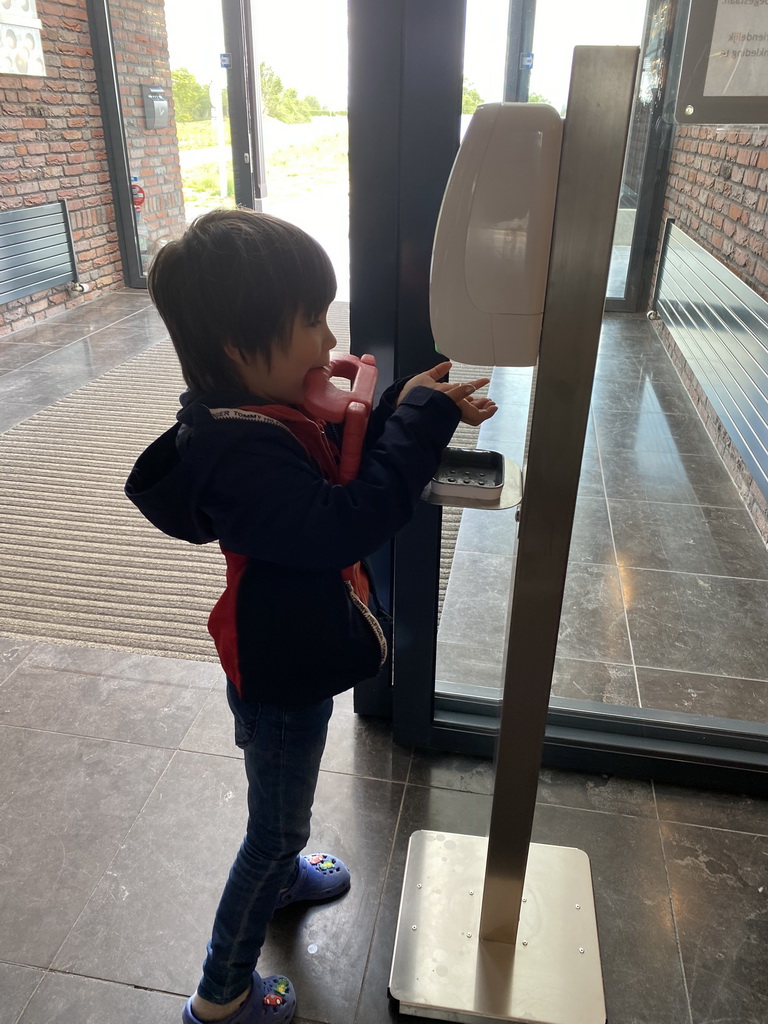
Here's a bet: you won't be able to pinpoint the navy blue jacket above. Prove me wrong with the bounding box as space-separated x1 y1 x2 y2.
124 380 460 705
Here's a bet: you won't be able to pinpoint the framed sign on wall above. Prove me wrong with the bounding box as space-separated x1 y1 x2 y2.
0 0 46 77
676 0 768 123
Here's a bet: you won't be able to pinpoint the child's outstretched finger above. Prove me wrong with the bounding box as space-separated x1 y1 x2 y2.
426 360 452 380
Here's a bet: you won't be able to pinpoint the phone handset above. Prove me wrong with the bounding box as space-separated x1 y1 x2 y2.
303 353 378 483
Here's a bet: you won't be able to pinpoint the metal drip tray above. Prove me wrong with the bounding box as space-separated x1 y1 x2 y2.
430 448 504 502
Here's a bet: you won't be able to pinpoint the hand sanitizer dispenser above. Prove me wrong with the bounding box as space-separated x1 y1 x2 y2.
430 102 562 367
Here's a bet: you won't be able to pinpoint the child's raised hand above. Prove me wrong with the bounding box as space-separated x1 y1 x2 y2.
397 361 498 426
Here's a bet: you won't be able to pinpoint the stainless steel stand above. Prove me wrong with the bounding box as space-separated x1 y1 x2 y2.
389 46 639 1023
391 834 603 1024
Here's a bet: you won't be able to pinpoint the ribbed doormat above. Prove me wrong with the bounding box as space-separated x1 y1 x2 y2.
0 305 483 660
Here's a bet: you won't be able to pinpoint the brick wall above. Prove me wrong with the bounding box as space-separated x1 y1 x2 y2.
0 0 185 336
660 124 768 301
0 0 121 334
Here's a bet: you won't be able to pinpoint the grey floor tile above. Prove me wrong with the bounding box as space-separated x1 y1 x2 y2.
46 295 152 329
453 504 518 557
435 638 505 693
662 822 768 1024
179 686 240 759
181 688 413 784
0 400 57 432
0 363 96 406
570 493 616 564
557 563 632 664
30 327 166 375
407 749 495 795
0 644 217 746
263 776 405 1024
0 636 35 684
0 660 215 747
591 374 698 415
595 408 717 456
531 804 690 1024
113 306 165 330
25 643 221 684
551 656 638 705
594 347 682 382
0 963 43 1024
625 568 768 679
355 786 492 1024
51 749 249 995
654 782 768 835
577 444 606 498
16 973 184 1024
0 342 68 375
321 689 412 782
610 500 768 577
0 323 97 350
53 750 404 1024
537 767 656 818
601 448 743 506
637 665 768 723
0 726 171 967
438 551 514 648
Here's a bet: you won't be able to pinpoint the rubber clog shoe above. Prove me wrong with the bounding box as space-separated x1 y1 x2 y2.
182 974 295 1024
276 853 350 907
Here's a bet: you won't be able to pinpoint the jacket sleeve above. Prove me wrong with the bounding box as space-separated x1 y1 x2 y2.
362 376 410 448
198 385 460 569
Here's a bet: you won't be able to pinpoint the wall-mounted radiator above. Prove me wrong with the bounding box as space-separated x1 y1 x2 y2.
654 220 768 503
0 200 80 306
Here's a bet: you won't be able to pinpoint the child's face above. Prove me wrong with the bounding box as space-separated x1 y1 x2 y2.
232 306 337 405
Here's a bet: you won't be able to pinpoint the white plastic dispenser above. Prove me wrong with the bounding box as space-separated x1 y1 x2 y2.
430 102 563 367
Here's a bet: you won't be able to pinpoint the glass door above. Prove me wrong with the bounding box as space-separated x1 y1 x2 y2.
526 0 648 304
349 0 768 790
89 0 262 284
250 0 349 300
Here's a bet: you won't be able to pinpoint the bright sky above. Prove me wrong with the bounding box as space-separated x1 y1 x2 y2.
163 0 646 114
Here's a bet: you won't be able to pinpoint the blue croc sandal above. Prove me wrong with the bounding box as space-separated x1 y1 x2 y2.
182 973 295 1024
277 853 350 907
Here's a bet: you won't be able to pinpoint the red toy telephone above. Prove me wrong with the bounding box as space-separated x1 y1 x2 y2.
303 353 378 484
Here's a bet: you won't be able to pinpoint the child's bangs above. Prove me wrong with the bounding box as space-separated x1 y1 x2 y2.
298 237 337 318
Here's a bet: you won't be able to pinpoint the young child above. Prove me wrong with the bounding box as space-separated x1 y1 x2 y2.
125 208 497 1024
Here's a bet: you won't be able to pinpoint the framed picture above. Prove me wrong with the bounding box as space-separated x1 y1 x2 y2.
0 0 46 77
676 0 768 124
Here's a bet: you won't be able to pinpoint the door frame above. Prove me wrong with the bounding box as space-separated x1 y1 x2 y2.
87 0 265 288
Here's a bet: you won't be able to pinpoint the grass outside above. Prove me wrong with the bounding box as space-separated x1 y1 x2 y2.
177 117 348 209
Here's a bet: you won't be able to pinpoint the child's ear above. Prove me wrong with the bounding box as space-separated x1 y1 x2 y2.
223 343 250 367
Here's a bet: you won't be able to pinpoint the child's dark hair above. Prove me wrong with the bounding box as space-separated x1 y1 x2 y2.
147 208 337 393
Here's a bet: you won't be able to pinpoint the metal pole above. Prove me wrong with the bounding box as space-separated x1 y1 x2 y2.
390 46 639 1024
479 45 639 944
504 0 537 102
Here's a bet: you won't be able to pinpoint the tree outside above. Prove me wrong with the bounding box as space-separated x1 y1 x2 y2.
462 78 484 114
170 67 212 122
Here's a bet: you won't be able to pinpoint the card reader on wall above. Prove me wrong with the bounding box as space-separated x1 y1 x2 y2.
430 102 562 367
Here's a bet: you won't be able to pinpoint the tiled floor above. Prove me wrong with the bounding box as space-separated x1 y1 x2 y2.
1 293 767 1024
438 318 768 724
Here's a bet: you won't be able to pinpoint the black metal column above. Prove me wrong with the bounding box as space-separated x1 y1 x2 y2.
348 0 466 732
221 0 266 209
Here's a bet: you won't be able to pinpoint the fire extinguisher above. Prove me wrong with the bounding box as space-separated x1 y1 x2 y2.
131 175 148 255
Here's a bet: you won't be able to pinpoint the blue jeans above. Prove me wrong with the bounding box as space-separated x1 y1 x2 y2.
196 682 334 1004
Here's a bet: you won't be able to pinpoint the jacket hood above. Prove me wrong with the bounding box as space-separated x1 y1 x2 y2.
124 389 259 544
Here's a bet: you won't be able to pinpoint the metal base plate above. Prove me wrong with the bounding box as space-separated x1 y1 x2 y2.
389 832 606 1024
